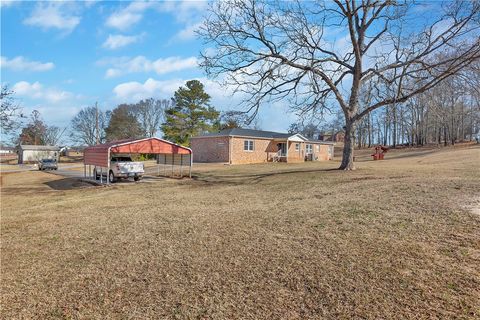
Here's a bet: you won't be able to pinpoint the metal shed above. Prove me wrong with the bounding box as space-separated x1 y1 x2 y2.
83 138 192 184
17 145 60 164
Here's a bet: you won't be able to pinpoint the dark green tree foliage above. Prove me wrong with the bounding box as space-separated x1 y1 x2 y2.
105 104 144 141
162 80 219 145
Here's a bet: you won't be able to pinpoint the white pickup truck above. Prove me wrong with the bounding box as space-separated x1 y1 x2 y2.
94 156 144 183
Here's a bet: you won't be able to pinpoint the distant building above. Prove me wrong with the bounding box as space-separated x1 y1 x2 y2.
319 131 345 143
17 145 60 164
0 145 15 154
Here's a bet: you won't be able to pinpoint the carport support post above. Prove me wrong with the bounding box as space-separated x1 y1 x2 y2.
84 164 86 178
107 148 111 185
189 152 192 178
180 154 183 177
100 167 103 184
172 154 174 177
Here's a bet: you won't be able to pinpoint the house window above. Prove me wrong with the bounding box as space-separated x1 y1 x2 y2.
295 143 300 151
244 140 254 151
306 144 312 154
316 145 320 151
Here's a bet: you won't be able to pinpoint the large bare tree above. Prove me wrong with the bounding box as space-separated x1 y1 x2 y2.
1 85 24 137
133 98 169 138
199 0 480 169
70 106 108 146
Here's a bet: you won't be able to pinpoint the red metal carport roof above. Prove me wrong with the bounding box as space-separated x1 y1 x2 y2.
84 137 192 167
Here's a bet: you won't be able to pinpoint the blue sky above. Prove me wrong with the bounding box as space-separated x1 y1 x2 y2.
1 0 296 139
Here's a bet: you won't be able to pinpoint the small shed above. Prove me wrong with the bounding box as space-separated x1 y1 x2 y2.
83 138 192 183
17 145 60 164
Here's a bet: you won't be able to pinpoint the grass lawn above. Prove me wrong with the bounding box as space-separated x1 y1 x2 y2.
1 145 479 319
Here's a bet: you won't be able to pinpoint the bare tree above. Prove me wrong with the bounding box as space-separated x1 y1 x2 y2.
44 126 67 145
200 0 480 169
1 85 24 137
70 106 108 146
133 98 169 137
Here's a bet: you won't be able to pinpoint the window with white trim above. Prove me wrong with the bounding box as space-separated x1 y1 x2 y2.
244 140 254 151
306 144 312 154
295 143 300 151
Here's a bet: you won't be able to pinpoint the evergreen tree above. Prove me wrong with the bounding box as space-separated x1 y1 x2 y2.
105 104 143 141
162 80 219 145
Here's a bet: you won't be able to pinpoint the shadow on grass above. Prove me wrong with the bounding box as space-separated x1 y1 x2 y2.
191 167 339 186
385 149 441 160
44 178 96 190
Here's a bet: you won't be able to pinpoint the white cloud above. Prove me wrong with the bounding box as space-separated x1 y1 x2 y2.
1 56 54 72
112 77 236 106
12 81 73 103
105 1 154 30
174 23 201 42
102 33 144 50
113 78 184 102
0 0 16 8
158 0 207 23
23 2 81 33
84 0 98 8
100 56 198 78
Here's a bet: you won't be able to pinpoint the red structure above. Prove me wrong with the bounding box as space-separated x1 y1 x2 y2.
371 145 389 160
83 138 192 183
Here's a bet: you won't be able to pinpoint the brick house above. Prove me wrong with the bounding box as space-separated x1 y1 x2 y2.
191 128 334 164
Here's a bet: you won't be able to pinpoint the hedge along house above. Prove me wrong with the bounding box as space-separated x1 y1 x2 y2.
191 128 334 164
83 137 192 184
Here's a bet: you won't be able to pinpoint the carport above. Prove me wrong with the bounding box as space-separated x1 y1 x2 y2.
83 137 192 184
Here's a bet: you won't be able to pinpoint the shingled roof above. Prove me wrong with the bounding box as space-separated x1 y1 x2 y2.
195 128 292 139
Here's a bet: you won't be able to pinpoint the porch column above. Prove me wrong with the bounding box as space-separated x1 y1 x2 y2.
285 140 289 162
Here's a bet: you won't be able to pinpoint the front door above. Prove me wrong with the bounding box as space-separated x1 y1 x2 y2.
277 143 287 156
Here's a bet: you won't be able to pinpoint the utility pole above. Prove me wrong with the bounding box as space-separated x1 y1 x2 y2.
95 102 99 145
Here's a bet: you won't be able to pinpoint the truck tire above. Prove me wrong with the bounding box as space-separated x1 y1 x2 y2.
134 176 141 181
109 171 116 183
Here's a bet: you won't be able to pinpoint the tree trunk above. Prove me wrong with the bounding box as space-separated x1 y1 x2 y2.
392 104 397 148
340 120 356 170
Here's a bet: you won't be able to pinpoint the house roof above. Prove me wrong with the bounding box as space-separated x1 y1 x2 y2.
18 145 60 151
193 128 335 144
196 128 292 139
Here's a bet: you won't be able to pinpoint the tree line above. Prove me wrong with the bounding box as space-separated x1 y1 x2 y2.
1 80 261 147
288 61 480 148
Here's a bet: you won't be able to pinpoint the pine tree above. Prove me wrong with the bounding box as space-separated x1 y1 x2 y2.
162 80 219 145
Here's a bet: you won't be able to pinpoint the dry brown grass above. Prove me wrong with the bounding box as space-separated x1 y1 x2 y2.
1 145 479 319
